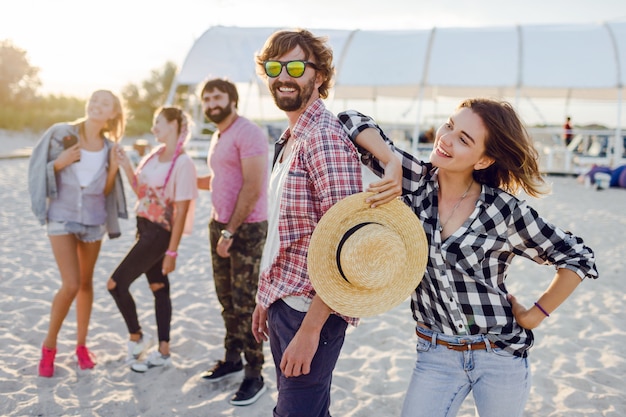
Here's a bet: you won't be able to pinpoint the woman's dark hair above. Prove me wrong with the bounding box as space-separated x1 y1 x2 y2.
461 98 548 197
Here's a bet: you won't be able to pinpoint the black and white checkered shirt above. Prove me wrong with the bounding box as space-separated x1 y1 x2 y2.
339 110 599 357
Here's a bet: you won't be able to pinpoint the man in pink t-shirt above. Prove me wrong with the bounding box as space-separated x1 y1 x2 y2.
196 78 269 406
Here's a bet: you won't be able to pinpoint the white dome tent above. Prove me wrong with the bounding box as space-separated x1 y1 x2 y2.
167 22 626 170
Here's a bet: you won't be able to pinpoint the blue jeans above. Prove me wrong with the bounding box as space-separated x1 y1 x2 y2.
401 327 531 417
268 299 348 417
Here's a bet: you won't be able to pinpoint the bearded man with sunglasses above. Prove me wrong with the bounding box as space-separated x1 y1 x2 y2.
196 78 269 406
252 29 362 416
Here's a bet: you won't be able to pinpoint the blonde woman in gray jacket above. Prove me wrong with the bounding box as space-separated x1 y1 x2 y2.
28 89 127 377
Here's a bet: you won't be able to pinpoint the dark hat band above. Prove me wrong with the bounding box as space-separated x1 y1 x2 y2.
336 222 380 283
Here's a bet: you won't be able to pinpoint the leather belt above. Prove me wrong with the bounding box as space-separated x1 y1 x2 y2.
416 329 496 352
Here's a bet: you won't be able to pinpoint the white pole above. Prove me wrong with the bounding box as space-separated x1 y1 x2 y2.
413 27 437 155
412 89 424 155
614 88 624 167
605 22 623 168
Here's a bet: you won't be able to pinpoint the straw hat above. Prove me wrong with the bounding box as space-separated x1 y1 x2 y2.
308 192 428 317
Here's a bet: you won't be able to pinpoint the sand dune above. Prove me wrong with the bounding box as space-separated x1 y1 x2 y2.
1 134 624 416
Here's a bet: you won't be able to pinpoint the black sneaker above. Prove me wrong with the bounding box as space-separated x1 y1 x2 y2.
200 360 243 381
229 376 267 406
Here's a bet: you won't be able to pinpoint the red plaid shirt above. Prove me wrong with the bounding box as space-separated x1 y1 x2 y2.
257 99 363 325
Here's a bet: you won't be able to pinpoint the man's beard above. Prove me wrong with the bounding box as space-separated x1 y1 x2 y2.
271 78 316 112
204 104 232 124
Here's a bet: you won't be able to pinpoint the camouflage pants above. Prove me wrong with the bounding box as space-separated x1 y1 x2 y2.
209 219 267 375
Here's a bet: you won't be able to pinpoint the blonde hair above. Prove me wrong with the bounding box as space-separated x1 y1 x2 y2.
74 90 126 142
101 90 125 142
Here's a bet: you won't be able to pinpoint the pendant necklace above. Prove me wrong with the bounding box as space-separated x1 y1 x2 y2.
439 179 473 232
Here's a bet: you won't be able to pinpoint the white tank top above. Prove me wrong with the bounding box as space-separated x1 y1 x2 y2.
73 147 108 187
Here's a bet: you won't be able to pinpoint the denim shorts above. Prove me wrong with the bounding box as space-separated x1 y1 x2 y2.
47 220 106 243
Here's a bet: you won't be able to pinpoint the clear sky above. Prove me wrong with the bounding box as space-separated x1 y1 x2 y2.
2 0 626 126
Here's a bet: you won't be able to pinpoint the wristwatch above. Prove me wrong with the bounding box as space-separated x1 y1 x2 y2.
220 229 234 240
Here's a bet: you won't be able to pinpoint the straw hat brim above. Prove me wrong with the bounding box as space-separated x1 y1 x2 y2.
308 192 428 318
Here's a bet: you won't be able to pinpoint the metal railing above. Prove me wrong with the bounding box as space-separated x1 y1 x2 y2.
528 128 626 175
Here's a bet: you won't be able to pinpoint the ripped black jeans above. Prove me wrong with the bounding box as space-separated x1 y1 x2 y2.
109 217 172 342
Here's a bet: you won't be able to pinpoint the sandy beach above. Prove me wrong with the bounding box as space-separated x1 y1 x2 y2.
1 132 625 417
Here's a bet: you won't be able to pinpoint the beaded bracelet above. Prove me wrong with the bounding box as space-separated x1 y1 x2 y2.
165 250 178 258
534 302 550 317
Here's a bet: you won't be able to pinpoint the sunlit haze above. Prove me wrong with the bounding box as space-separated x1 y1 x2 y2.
2 0 626 126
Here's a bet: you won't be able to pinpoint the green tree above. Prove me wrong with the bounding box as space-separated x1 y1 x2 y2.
0 40 182 135
122 61 178 136
0 40 40 105
28 95 86 131
0 40 43 129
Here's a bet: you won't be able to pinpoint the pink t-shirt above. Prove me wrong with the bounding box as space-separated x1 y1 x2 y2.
208 116 269 223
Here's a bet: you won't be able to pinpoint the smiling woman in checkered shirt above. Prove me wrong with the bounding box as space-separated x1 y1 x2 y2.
338 98 598 417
